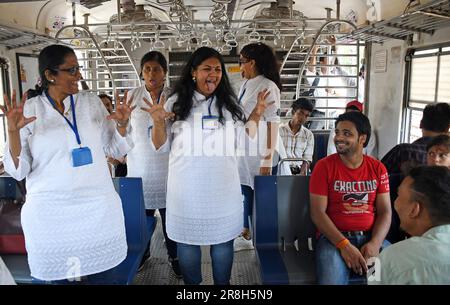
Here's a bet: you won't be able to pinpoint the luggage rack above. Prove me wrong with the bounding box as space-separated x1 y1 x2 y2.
344 0 450 44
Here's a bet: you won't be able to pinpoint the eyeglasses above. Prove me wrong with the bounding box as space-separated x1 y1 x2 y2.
53 65 82 75
238 58 250 65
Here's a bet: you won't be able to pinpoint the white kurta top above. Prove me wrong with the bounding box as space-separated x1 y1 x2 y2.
237 75 280 189
155 92 245 245
127 86 170 210
4 92 133 281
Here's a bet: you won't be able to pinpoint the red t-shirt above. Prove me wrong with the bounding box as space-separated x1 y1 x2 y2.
309 154 390 231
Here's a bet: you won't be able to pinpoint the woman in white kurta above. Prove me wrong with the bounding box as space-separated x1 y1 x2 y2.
1 45 134 281
237 43 282 240
142 47 271 285
127 51 180 276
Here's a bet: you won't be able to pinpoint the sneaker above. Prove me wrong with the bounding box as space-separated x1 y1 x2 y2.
234 235 254 252
169 257 183 279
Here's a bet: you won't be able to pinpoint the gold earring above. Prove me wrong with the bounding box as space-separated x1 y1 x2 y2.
192 76 196 83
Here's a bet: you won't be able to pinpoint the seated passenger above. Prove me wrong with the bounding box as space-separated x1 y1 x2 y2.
370 166 450 285
279 97 314 175
327 100 378 158
426 134 450 169
310 111 391 285
381 103 450 176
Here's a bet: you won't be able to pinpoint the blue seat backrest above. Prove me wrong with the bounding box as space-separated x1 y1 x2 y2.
0 176 21 199
113 177 149 252
277 176 315 251
311 131 330 171
253 176 289 284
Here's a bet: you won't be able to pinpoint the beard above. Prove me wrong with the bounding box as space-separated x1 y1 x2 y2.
335 141 354 155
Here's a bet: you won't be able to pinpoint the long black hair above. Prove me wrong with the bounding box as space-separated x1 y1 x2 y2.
27 44 76 98
170 47 244 124
139 50 168 78
240 43 282 91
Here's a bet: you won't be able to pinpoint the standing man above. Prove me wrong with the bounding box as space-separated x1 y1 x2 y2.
279 98 315 175
309 111 392 284
370 166 450 284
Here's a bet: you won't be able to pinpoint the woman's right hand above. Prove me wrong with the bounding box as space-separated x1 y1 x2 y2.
0 90 36 132
141 94 175 125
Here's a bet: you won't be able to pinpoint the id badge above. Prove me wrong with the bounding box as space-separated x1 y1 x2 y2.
72 146 93 167
202 115 219 130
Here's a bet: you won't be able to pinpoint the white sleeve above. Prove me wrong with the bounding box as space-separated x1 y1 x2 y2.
327 129 337 156
149 96 176 153
304 130 314 162
149 122 172 153
235 121 258 157
3 125 33 181
263 84 281 123
94 95 134 159
275 132 292 176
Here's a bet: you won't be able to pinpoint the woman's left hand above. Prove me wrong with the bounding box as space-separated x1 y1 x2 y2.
251 89 275 118
107 90 136 125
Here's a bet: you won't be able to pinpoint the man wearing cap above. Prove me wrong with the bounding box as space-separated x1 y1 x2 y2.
310 111 391 285
327 100 378 158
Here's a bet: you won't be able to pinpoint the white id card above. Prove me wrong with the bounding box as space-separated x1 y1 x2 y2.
202 115 219 130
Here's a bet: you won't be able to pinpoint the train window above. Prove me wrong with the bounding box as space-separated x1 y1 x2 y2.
404 44 450 142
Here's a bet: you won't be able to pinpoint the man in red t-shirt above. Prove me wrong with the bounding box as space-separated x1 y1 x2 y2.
310 111 392 285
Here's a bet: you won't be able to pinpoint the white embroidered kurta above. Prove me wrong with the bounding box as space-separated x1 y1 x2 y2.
4 92 133 281
154 92 245 245
127 86 170 210
237 75 280 189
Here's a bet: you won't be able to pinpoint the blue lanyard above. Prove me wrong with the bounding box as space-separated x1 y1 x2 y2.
238 80 248 104
45 92 81 146
207 96 214 116
153 88 164 104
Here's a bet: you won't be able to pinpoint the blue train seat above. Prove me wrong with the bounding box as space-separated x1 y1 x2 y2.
311 130 330 171
253 175 316 285
1 177 154 285
254 174 368 285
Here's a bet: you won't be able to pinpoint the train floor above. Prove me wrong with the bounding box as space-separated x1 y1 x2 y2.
133 212 262 285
